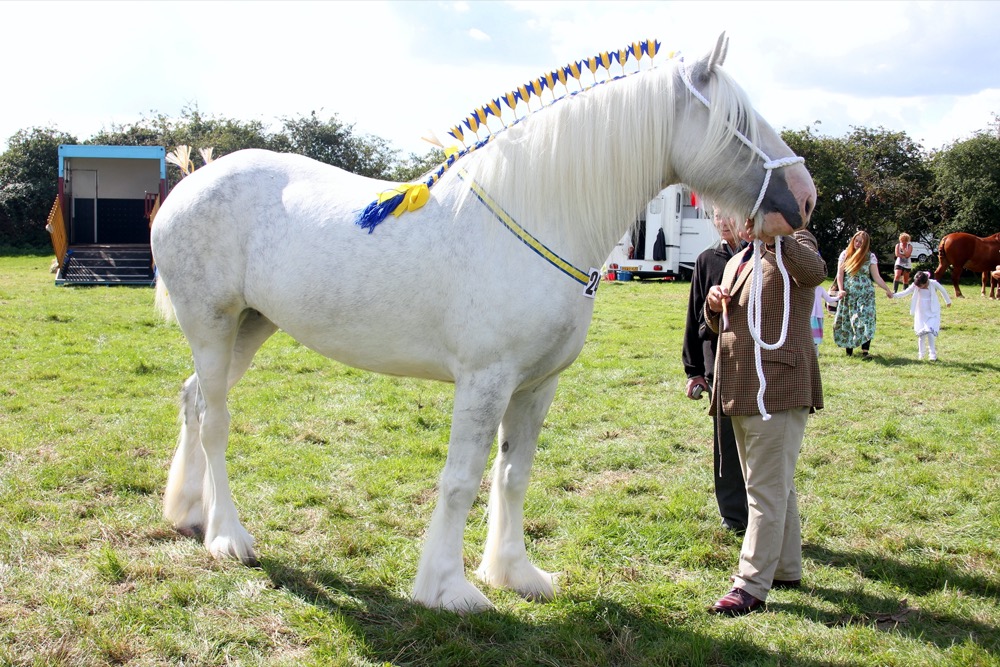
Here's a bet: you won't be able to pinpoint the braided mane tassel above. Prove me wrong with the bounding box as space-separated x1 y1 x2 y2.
356 183 431 233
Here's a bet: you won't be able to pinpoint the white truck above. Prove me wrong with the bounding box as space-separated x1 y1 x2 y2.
604 184 719 280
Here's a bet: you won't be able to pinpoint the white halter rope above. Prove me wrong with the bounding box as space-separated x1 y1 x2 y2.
747 239 790 419
679 58 805 420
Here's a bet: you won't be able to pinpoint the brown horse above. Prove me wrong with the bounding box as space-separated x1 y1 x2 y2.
934 232 1000 297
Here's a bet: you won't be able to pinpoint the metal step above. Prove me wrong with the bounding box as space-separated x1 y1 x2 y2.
56 245 155 286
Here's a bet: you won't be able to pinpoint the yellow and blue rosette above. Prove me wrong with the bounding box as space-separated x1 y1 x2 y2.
356 183 431 233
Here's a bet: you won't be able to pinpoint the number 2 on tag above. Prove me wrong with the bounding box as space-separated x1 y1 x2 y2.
583 268 600 299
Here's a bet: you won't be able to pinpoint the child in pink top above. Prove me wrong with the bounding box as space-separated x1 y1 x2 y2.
811 285 841 353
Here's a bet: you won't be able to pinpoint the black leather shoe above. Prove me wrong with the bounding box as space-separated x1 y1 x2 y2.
771 579 801 590
708 587 765 616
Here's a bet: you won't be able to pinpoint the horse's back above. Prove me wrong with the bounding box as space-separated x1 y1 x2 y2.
151 149 405 342
153 149 387 233
939 232 1000 270
152 149 390 280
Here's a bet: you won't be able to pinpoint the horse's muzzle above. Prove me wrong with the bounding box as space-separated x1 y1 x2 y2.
760 164 815 231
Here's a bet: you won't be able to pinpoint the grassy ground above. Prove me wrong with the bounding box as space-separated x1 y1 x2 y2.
0 254 997 666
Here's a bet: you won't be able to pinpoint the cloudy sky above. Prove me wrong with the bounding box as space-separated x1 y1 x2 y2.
2 1 998 158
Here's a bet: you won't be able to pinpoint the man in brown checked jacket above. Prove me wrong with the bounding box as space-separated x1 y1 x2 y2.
703 227 827 616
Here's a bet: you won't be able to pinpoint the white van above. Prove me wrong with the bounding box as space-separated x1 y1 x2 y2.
604 184 718 280
909 238 936 263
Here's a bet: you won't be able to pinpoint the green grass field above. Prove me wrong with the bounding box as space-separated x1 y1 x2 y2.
0 254 997 666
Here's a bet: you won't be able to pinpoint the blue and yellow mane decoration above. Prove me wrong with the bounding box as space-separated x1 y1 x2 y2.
356 39 671 233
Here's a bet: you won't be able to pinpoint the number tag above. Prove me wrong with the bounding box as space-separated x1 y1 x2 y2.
583 268 600 299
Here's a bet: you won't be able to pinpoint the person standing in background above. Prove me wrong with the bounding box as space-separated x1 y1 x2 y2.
833 230 894 358
811 285 841 353
893 233 913 293
682 208 748 534
890 270 952 360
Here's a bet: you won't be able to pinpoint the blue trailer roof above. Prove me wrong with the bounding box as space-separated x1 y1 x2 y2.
58 145 166 178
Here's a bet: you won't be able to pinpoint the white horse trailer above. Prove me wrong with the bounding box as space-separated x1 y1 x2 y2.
605 184 718 280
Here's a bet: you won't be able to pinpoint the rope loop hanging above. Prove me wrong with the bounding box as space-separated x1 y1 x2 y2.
746 238 791 420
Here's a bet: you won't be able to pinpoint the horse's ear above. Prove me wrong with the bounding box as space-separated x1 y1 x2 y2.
707 32 728 72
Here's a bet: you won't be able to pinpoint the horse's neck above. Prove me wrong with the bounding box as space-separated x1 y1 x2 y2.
456 69 678 272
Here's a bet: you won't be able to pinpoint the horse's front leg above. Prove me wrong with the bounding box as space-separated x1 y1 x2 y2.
477 376 559 602
412 374 512 613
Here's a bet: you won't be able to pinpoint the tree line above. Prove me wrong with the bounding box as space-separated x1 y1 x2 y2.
1 106 997 269
783 118 999 267
0 106 443 249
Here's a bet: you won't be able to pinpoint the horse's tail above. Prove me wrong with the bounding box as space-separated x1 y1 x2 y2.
154 275 177 323
934 238 949 280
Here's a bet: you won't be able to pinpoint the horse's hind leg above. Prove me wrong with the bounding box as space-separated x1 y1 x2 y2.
412 373 513 613
164 310 277 561
477 376 559 601
164 373 208 537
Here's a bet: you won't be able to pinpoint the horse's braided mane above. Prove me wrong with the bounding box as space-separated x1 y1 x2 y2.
356 40 672 232
454 49 764 261
358 38 765 264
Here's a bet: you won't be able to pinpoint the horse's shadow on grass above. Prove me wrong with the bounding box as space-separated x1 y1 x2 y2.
783 543 1000 653
260 559 836 667
866 354 1000 375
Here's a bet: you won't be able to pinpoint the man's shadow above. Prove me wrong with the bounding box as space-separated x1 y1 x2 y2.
771 544 1000 653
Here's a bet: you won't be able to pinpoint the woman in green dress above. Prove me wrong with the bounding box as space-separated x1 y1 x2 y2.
833 230 894 356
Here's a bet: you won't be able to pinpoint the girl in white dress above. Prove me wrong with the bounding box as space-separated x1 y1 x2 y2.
890 271 952 360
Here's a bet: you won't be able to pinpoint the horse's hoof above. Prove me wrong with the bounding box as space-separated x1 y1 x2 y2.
206 529 257 565
520 574 558 603
163 497 205 533
413 577 495 614
477 560 558 602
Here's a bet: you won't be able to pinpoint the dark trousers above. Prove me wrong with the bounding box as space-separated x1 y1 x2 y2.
714 414 748 531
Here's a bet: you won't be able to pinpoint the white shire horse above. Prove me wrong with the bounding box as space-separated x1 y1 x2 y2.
151 35 816 613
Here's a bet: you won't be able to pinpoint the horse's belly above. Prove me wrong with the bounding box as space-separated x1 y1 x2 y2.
246 270 594 388
279 318 457 382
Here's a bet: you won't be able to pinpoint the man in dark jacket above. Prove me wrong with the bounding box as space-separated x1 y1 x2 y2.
682 208 748 534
